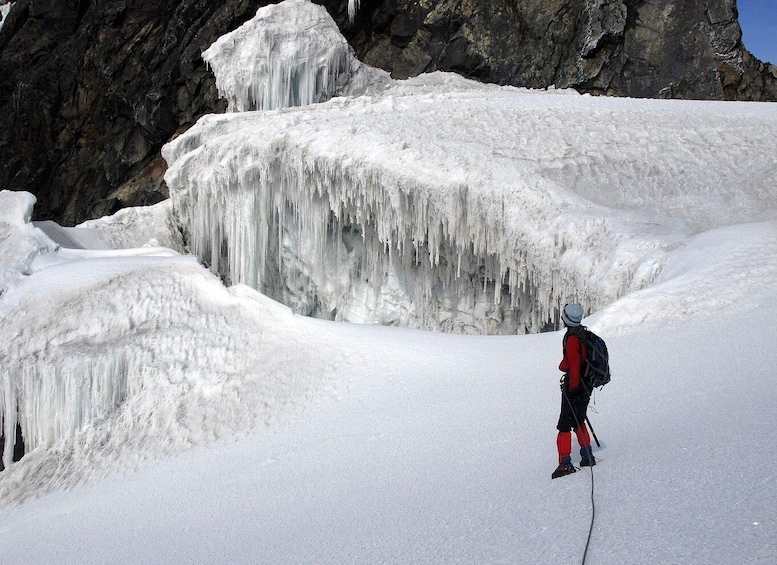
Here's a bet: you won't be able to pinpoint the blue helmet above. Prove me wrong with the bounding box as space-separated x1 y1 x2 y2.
561 303 584 327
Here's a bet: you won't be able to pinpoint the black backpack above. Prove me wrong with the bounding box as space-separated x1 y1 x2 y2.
576 327 611 391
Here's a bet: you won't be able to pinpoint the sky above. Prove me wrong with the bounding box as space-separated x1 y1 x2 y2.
738 0 777 64
1 2 777 563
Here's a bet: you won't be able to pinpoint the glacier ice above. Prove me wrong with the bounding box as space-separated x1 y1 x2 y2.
165 0 777 335
2 0 777 490
202 0 357 113
0 190 348 477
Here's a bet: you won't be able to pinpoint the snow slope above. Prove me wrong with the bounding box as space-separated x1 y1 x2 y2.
1 1 777 563
0 217 776 563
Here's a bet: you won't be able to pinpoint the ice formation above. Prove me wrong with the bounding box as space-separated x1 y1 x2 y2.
347 0 360 21
0 4 14 31
202 0 356 112
0 191 170 469
165 0 777 334
0 190 347 473
1 0 776 497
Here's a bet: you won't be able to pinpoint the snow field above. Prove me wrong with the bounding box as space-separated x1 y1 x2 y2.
1 1 776 562
1 302 775 563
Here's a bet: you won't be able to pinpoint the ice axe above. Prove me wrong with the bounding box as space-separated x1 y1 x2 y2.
586 416 601 448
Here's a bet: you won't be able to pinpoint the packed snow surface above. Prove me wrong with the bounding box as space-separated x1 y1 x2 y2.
1 0 777 562
1 188 776 563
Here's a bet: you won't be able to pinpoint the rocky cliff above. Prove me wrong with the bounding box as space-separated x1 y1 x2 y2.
0 0 775 224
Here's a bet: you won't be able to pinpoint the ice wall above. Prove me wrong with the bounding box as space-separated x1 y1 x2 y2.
178 0 597 334
163 82 668 335
166 0 777 335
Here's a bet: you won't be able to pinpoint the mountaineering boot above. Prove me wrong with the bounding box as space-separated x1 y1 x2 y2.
552 457 576 479
580 446 596 467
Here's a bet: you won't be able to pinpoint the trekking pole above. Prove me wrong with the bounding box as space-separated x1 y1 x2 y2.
585 417 601 448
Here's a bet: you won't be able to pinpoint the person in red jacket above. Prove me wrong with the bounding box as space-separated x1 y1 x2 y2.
552 303 596 479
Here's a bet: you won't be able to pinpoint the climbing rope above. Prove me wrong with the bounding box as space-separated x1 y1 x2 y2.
581 463 596 565
562 389 597 565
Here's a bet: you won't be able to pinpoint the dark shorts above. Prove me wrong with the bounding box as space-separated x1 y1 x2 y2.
557 392 590 432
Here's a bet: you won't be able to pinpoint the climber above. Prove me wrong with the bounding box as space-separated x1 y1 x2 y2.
552 303 596 479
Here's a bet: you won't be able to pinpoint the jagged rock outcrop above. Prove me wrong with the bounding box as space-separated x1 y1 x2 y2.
0 0 253 223
342 0 777 100
0 0 775 224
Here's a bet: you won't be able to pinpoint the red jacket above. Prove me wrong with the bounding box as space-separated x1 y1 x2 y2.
559 333 587 392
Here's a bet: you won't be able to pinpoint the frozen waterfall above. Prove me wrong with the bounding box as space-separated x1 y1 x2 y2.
165 0 777 335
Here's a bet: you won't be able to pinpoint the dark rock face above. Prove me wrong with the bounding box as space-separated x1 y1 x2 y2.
341 0 776 100
0 0 775 225
0 0 265 224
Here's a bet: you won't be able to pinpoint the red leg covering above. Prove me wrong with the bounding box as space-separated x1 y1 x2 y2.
557 432 572 463
575 425 591 449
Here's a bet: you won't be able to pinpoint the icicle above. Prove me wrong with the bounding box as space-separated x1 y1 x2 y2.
347 0 360 22
1 354 130 469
